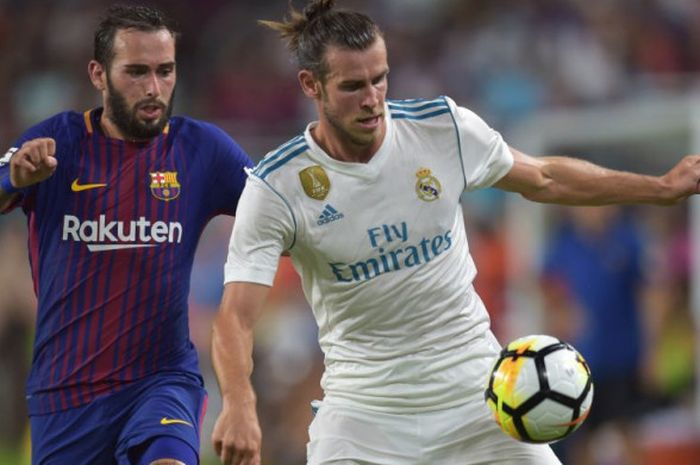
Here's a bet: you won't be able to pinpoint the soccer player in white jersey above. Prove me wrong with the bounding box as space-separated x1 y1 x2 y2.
209 1 700 464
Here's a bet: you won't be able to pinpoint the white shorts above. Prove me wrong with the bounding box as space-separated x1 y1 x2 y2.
307 396 561 465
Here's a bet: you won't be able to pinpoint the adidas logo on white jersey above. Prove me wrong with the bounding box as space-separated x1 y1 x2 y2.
317 204 344 226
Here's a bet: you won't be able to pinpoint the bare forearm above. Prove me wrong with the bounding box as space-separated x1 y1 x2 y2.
497 149 700 206
211 310 257 405
531 156 669 205
211 282 270 404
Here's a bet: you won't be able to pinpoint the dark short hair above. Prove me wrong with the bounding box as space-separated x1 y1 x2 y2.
260 0 382 81
94 4 179 67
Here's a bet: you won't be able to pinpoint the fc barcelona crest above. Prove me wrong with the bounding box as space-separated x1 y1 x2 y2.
149 171 181 201
299 165 330 200
415 167 442 202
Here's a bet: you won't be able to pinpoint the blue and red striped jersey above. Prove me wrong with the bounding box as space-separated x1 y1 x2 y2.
0 108 253 414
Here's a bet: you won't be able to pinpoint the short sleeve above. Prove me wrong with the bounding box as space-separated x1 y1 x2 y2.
223 174 295 286
445 97 513 191
207 124 254 216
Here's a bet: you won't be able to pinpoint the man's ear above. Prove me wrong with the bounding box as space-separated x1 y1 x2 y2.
298 70 322 99
88 60 107 92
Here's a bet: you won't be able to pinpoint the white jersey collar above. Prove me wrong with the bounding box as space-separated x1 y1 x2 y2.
303 103 394 179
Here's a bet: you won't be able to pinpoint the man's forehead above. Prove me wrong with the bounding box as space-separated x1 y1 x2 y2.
324 39 387 79
111 28 175 63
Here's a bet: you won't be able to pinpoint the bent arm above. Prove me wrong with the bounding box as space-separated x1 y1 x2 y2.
211 281 270 464
0 138 58 211
495 147 700 205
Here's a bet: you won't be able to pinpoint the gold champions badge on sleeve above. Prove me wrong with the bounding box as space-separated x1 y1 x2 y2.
299 165 330 200
415 167 442 201
149 171 181 201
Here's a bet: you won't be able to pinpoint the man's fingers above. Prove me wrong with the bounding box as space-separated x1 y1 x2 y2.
6 138 58 189
236 446 261 465
46 138 56 157
213 437 235 465
217 443 259 465
14 155 37 173
37 141 49 163
37 140 57 165
19 138 56 167
38 139 57 170
241 453 260 465
221 446 233 465
27 146 42 165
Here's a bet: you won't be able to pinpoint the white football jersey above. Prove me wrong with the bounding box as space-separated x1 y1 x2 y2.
225 96 513 412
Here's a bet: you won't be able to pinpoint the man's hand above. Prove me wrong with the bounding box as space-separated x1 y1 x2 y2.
10 138 58 189
662 154 700 204
212 397 262 465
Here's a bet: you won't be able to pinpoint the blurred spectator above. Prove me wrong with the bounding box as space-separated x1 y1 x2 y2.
3 0 700 146
540 206 647 465
0 217 36 462
642 207 696 405
463 191 510 342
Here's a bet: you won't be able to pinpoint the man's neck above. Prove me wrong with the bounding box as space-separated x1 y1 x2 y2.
98 111 153 143
311 122 385 164
99 112 125 140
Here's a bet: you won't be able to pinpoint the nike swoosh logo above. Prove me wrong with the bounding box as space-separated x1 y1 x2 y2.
71 178 107 192
160 417 193 427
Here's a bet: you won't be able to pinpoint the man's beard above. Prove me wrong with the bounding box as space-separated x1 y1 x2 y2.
320 87 380 148
106 75 174 141
322 101 373 148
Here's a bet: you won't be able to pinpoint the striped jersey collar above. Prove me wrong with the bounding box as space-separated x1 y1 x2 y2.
82 108 170 137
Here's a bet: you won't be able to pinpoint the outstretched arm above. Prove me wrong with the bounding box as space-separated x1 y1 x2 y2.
494 147 700 205
211 281 270 465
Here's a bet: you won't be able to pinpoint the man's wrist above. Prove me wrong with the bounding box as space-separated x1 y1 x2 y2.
0 176 18 194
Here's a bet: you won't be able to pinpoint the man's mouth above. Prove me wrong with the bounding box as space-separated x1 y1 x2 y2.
357 114 382 128
137 103 165 120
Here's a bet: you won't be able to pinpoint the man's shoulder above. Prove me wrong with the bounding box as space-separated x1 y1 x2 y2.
170 115 221 134
44 110 84 124
167 116 252 171
36 110 84 130
250 134 310 181
168 115 241 144
17 110 86 144
386 96 454 123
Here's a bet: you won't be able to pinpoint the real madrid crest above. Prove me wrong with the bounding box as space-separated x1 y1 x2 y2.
149 171 181 201
299 165 330 200
415 167 442 202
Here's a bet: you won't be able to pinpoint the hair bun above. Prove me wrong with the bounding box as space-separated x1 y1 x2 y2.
303 0 335 21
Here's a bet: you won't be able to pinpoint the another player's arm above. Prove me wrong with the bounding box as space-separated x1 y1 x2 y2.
495 147 700 205
211 281 269 465
0 138 58 209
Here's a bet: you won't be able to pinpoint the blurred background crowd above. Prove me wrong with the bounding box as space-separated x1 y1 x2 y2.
1 0 699 464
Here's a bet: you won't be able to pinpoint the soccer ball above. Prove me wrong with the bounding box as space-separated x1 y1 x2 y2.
484 334 594 444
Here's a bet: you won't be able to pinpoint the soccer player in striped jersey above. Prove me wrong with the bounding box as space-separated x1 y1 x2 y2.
0 5 252 465
210 1 700 465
